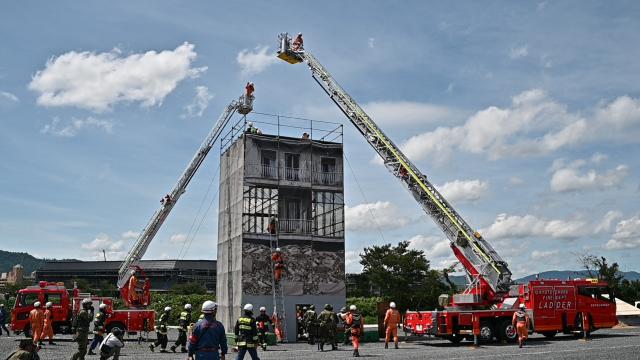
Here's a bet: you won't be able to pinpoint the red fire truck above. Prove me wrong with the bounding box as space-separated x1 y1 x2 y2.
276 34 618 344
11 281 155 336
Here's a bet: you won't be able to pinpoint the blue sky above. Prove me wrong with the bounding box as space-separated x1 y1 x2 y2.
1 1 639 278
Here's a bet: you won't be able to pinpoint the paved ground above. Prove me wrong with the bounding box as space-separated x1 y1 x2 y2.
1 327 639 359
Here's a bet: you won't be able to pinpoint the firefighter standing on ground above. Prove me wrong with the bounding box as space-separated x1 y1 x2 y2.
512 303 530 348
384 302 401 349
234 304 260 360
345 305 364 358
0 304 10 337
88 303 108 355
150 306 171 353
255 307 272 351
188 300 228 360
28 301 44 346
40 302 55 345
71 298 93 360
172 303 192 353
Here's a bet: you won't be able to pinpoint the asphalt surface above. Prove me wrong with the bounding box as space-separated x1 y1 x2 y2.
1 327 639 359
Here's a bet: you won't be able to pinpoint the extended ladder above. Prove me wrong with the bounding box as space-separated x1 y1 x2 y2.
269 233 287 342
276 33 512 300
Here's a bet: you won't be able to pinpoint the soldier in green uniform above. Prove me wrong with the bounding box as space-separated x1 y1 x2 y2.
317 304 338 351
171 303 192 353
303 305 318 345
71 298 93 360
7 339 39 360
338 307 350 345
150 306 171 353
88 303 108 355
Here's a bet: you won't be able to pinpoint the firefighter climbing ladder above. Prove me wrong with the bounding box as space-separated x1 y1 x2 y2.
117 94 254 290
277 33 512 299
269 233 287 342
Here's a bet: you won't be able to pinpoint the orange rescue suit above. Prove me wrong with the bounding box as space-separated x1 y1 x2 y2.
41 308 54 342
384 308 401 346
29 308 44 344
129 275 139 303
271 252 284 281
345 312 364 351
512 309 530 344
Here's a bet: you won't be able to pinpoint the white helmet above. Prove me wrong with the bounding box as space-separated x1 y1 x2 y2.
247 122 254 127
99 303 107 310
390 302 396 309
34 301 41 307
164 306 172 312
81 298 92 305
249 82 254 86
298 32 302 36
519 304 526 309
349 305 357 311
244 304 254 312
45 302 53 308
259 306 266 312
185 304 192 310
275 247 281 252
202 300 217 313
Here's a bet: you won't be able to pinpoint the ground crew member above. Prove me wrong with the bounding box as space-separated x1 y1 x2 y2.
345 305 364 358
150 306 171 353
6 339 39 360
188 300 227 360
384 301 401 349
28 301 44 346
303 305 318 345
88 303 108 355
71 298 93 360
255 307 272 351
0 303 10 337
171 303 192 353
234 304 260 360
338 307 350 345
512 303 530 348
292 32 304 51
271 248 284 282
317 304 337 352
98 327 124 360
40 302 55 345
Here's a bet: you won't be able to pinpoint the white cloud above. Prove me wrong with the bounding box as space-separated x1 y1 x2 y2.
345 250 362 273
364 101 458 127
368 38 376 49
604 215 640 250
550 156 628 192
595 210 623 233
121 230 140 240
407 235 451 258
590 152 608 164
438 179 489 202
81 233 126 260
509 45 529 59
170 233 188 243
29 43 205 112
0 91 19 102
345 201 412 231
481 213 588 240
236 46 278 76
41 116 113 137
531 249 559 260
509 177 525 186
398 90 640 162
182 86 213 118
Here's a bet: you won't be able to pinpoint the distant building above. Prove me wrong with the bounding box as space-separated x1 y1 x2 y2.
36 260 216 292
7 264 25 285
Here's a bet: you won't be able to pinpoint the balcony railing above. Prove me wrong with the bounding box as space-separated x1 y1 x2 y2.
313 171 342 186
261 164 278 179
248 164 342 186
278 219 312 234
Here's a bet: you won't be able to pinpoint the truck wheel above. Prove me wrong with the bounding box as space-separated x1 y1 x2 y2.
479 321 494 343
497 320 517 343
542 331 557 338
106 322 126 334
448 333 464 344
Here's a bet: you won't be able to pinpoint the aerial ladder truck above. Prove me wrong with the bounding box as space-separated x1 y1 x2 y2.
276 33 617 343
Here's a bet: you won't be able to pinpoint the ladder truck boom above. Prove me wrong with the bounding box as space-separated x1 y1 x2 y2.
116 93 254 293
276 33 511 303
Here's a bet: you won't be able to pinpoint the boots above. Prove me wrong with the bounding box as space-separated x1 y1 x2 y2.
170 345 176 353
181 347 188 353
395 344 399 349
385 343 388 349
353 349 360 357
149 344 155 352
319 342 324 351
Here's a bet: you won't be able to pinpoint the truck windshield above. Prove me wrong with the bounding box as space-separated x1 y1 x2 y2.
16 293 39 307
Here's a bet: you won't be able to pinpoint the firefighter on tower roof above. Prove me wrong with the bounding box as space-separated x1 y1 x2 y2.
188 300 227 360
88 303 108 355
255 307 272 351
234 304 260 360
512 303 530 348
150 306 171 353
71 298 93 360
172 303 192 353
271 248 284 282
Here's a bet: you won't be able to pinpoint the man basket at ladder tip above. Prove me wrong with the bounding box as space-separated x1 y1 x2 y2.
512 303 530 348
271 247 284 282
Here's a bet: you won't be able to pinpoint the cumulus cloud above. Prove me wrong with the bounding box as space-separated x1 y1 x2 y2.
438 179 489 202
604 214 640 250
509 45 529 59
122 230 140 239
364 101 458 127
237 46 278 76
183 86 213 118
170 233 188 243
397 90 640 162
407 235 452 258
41 116 113 137
29 43 206 112
550 156 629 193
595 210 623 233
530 249 559 260
345 201 412 231
81 233 127 260
345 250 362 273
481 213 588 240
0 91 19 103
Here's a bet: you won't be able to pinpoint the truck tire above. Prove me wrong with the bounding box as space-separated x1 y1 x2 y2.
448 333 464 344
542 331 557 338
106 322 126 334
479 321 494 343
497 319 517 343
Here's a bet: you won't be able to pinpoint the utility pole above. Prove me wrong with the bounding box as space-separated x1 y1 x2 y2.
103 249 107 262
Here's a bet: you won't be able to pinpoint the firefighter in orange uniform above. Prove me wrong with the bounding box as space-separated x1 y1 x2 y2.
128 271 139 304
245 82 255 98
292 32 304 51
512 303 530 348
271 248 284 282
40 302 55 345
384 302 401 349
345 305 364 357
28 301 44 346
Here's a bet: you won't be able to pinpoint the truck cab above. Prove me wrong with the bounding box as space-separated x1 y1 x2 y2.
11 281 72 335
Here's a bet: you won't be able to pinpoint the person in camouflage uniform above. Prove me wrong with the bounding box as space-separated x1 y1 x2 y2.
88 303 108 355
71 298 93 360
150 306 171 353
171 303 192 353
338 307 350 345
316 304 338 351
303 305 318 345
7 339 40 360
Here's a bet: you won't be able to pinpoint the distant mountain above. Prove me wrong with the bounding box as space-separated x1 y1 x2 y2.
0 250 43 275
448 270 640 287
